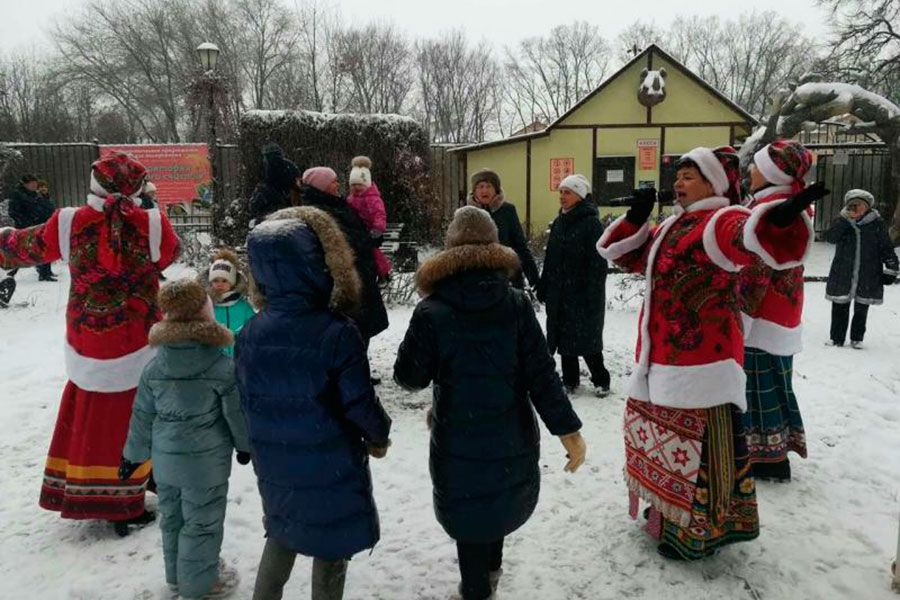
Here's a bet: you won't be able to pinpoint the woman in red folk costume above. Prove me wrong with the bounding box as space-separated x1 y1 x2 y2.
0 153 180 536
596 146 826 560
739 140 814 483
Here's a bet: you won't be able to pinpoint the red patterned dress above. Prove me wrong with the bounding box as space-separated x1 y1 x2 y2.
0 195 179 520
739 186 812 464
597 195 811 558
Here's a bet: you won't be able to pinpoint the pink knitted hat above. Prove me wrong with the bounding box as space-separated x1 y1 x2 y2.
302 167 338 193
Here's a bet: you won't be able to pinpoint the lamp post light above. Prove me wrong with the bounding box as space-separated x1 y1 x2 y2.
196 42 222 240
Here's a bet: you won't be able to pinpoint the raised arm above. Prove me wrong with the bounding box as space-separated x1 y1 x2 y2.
0 209 66 269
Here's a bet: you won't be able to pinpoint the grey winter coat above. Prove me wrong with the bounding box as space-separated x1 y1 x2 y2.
123 320 251 489
825 209 899 305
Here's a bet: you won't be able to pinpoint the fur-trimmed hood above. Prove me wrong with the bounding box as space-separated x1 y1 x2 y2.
149 320 234 348
197 247 250 302
248 205 361 315
416 243 520 297
467 192 506 213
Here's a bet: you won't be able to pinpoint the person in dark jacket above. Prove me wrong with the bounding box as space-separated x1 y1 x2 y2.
301 166 390 348
248 143 301 224
394 206 586 600
9 174 56 281
537 174 610 397
467 168 539 289
825 189 899 348
237 206 392 600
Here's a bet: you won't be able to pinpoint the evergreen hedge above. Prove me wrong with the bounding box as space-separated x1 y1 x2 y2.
233 110 438 245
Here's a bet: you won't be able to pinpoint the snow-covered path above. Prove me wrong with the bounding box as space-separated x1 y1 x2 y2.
0 258 898 599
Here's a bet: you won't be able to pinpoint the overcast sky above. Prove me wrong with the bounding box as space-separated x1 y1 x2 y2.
1 0 831 53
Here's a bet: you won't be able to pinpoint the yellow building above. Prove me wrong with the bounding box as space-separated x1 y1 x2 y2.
455 45 757 235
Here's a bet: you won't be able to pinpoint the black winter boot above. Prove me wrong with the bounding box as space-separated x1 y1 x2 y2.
111 509 156 537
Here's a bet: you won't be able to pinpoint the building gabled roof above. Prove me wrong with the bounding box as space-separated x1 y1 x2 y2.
455 44 758 153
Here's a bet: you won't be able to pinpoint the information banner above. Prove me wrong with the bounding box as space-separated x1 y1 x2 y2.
100 144 211 206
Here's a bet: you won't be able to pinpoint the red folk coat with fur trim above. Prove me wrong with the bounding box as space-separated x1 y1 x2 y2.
0 196 180 392
596 196 811 411
739 186 812 356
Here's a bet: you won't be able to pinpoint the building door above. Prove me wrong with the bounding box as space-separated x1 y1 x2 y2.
593 156 635 205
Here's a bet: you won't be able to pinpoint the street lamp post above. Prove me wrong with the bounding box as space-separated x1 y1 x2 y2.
195 42 222 241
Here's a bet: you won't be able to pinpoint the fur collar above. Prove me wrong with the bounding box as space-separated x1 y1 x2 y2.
255 205 361 314
416 243 520 297
467 192 505 213
148 320 234 348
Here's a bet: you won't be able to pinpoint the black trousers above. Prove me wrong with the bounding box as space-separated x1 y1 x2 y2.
457 538 504 600
561 353 610 388
830 301 869 344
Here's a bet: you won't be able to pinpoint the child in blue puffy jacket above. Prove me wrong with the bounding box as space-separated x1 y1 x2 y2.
120 279 251 600
237 206 392 600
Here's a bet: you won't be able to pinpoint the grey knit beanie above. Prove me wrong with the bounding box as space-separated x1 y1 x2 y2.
445 206 499 248
844 189 874 209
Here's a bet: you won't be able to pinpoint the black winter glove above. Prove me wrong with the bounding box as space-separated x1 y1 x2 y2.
236 451 251 465
625 188 656 225
882 273 897 286
765 182 829 227
118 457 142 481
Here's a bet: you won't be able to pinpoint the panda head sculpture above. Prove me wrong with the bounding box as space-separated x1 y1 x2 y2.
638 68 667 107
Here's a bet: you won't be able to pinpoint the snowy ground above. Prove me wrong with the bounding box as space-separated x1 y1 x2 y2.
1 243 899 600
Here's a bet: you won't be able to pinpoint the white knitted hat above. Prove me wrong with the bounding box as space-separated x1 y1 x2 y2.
559 174 591 199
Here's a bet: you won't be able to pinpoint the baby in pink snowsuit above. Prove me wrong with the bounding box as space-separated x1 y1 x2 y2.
347 156 392 279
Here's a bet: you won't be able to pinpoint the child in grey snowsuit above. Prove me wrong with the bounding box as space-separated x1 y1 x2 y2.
120 279 252 599
825 189 899 348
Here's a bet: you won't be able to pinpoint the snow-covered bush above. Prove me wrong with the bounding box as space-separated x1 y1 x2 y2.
0 144 24 200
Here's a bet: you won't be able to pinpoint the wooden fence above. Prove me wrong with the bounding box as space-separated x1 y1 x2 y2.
2 142 242 211
4 143 99 207
430 144 467 222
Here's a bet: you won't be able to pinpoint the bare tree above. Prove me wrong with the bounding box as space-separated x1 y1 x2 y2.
818 0 900 104
503 22 611 127
614 21 663 63
0 52 92 142
415 31 500 143
331 22 413 113
231 0 300 109
614 13 813 118
53 0 200 142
